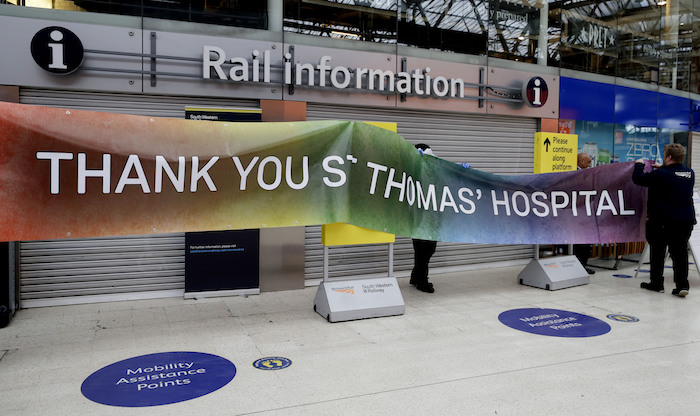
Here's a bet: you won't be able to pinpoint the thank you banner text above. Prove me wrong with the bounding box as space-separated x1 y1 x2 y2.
0 102 646 244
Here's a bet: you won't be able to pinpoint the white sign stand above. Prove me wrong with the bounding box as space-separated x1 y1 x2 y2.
633 243 651 279
518 255 590 290
313 243 405 323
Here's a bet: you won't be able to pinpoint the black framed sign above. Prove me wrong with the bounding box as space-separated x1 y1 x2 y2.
185 229 260 293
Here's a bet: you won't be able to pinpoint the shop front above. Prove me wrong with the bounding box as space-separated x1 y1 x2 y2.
0 8 560 307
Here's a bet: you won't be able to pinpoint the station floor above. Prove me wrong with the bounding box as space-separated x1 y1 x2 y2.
2 256 700 415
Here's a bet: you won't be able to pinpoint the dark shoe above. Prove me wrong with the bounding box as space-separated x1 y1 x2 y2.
672 288 689 297
641 282 664 293
409 275 416 286
585 267 596 275
416 282 434 293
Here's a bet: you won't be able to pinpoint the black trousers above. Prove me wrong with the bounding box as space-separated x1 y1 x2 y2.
573 244 591 266
411 239 437 285
646 219 694 290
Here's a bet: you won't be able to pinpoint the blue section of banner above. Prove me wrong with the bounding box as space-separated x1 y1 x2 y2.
498 308 611 337
81 351 236 407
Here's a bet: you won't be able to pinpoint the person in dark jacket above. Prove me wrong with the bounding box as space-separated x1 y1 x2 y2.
411 143 439 293
410 143 470 293
632 143 696 297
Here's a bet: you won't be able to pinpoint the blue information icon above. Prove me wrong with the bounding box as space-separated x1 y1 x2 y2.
498 308 611 338
81 351 236 407
252 357 292 370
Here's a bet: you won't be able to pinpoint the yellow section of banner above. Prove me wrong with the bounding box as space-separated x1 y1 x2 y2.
321 121 397 246
533 132 578 173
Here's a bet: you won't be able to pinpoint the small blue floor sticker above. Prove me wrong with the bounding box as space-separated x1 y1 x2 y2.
613 274 632 278
498 308 611 337
607 314 639 322
253 357 292 370
81 351 236 407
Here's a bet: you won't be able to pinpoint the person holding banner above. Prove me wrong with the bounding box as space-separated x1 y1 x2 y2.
410 143 439 293
574 152 595 275
577 152 592 169
632 143 695 297
410 143 470 293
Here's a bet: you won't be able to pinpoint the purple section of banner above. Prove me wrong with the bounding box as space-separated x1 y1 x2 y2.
350 157 647 245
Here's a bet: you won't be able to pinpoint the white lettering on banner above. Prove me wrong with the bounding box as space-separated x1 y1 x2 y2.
489 189 635 217
203 47 475 100
322 156 347 187
37 152 219 194
35 152 635 219
364 161 635 218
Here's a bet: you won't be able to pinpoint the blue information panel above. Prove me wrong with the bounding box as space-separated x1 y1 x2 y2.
498 308 611 337
81 351 236 407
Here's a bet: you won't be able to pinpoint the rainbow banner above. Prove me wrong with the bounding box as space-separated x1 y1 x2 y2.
0 102 646 244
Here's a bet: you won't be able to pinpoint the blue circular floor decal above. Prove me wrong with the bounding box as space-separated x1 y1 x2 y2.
498 308 611 338
81 351 236 407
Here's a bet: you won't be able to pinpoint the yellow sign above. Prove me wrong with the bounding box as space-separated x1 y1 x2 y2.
533 132 578 173
321 121 397 246
363 121 397 131
322 223 395 246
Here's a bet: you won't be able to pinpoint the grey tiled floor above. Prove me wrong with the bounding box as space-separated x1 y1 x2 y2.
2 258 700 415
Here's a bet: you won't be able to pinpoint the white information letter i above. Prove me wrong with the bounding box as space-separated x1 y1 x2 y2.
48 30 68 70
532 78 541 106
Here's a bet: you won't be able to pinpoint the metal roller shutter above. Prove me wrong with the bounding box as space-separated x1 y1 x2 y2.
18 88 259 307
304 104 536 282
20 235 185 308
20 88 258 118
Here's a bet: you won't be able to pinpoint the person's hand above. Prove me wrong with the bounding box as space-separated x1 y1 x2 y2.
635 158 644 164
651 161 662 168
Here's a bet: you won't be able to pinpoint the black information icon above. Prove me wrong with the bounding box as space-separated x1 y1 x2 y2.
31 26 84 75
